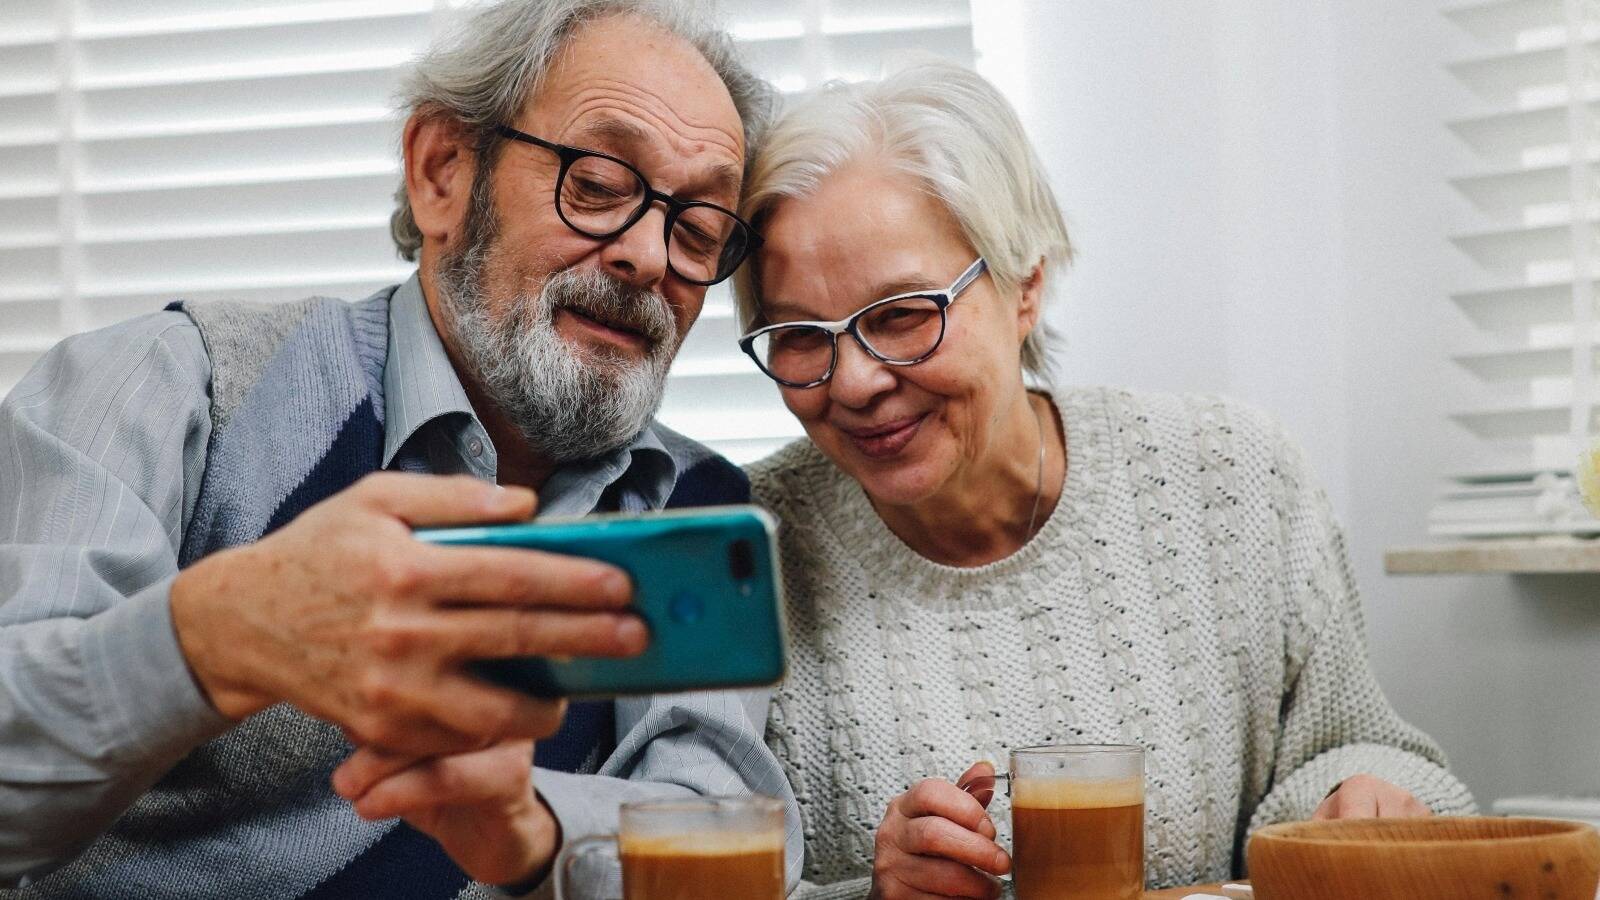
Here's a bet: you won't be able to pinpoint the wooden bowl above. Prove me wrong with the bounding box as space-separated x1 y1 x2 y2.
1247 817 1600 900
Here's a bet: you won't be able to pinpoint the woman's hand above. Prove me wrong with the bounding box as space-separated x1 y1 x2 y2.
869 762 1010 900
1312 773 1431 820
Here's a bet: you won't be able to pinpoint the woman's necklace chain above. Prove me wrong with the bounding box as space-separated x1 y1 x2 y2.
1026 394 1045 541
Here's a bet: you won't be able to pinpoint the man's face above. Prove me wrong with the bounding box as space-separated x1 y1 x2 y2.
435 13 746 462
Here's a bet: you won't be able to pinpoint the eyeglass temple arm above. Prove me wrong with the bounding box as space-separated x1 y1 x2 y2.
950 257 988 297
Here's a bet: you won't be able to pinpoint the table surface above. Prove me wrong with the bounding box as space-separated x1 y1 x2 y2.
1145 884 1230 898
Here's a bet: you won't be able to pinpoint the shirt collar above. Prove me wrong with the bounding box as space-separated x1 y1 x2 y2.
381 272 678 511
382 272 477 470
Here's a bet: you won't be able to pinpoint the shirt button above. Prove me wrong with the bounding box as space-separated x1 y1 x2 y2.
467 437 484 458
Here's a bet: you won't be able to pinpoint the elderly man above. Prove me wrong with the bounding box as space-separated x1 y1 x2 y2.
0 1 794 897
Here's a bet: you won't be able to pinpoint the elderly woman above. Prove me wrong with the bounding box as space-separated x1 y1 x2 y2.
731 62 1475 899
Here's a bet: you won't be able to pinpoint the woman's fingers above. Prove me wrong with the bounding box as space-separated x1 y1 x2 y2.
898 778 996 836
954 761 998 813
877 850 1001 899
900 815 1010 876
1313 775 1428 820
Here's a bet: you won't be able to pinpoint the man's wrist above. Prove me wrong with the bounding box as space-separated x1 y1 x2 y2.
169 551 271 721
499 791 564 894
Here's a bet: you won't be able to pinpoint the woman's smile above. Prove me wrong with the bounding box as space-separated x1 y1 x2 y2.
838 413 928 459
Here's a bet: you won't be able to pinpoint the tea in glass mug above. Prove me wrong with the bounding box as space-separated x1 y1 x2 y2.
555 795 785 900
966 744 1145 900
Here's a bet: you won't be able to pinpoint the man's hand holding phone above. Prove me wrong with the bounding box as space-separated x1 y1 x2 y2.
168 471 648 757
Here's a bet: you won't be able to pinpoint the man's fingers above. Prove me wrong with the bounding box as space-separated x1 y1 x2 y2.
437 608 648 660
351 741 535 820
352 669 568 748
354 472 536 526
412 544 632 609
333 746 417 801
900 816 1010 876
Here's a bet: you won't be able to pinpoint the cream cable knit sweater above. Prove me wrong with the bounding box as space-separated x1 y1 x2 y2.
747 386 1476 898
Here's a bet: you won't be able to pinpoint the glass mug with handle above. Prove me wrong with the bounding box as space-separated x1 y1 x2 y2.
961 744 1145 900
555 795 785 900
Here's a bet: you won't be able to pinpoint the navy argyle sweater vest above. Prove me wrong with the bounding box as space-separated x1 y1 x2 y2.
27 285 748 900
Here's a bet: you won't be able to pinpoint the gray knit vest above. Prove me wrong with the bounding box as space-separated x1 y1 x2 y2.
20 288 485 900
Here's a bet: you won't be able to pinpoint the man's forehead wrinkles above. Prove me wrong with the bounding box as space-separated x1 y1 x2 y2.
561 79 742 156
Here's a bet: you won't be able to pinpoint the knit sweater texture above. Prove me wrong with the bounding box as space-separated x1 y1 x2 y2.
747 385 1476 898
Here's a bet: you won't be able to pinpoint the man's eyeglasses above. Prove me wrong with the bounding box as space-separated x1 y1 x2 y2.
494 126 759 287
738 257 988 388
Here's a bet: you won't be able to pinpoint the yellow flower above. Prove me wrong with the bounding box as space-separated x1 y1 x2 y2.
1578 441 1600 518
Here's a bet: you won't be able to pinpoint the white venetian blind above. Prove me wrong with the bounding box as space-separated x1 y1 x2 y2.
1434 0 1600 536
0 0 976 465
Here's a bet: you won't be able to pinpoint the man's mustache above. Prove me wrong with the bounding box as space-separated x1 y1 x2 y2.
542 270 675 349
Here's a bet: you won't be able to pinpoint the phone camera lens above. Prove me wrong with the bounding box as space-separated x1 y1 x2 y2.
728 539 755 580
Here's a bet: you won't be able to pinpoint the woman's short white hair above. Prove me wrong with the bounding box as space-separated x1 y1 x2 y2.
732 60 1071 381
390 0 774 262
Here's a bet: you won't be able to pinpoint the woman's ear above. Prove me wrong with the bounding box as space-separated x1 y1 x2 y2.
403 113 478 250
1016 258 1047 341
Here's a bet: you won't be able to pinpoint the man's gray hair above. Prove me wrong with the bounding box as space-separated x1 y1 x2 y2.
391 0 774 262
732 61 1071 382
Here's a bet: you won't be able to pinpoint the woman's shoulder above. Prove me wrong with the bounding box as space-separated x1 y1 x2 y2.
744 437 847 510
1056 383 1299 464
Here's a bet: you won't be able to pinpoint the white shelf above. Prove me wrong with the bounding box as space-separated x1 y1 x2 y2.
1450 220 1576 269
1451 278 1596 330
1449 159 1580 212
1452 343 1578 380
1386 537 1600 574
1450 402 1597 439
74 2 432 42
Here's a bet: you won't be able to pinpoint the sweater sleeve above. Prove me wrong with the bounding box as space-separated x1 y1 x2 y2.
1245 421 1476 831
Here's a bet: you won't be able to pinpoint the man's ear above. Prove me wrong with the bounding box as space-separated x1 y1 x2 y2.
1017 257 1047 341
403 113 478 249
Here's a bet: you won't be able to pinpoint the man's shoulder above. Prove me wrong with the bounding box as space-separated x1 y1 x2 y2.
651 421 751 507
19 310 211 401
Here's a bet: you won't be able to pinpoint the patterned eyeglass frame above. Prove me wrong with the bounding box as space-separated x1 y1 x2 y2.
738 257 988 388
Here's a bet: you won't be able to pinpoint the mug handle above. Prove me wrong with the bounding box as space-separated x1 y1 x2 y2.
554 833 622 900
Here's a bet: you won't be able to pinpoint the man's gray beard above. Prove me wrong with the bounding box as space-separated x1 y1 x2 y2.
435 191 680 464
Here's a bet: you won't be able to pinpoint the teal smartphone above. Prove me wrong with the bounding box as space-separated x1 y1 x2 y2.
414 505 786 699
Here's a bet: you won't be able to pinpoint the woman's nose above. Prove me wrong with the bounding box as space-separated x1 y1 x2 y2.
828 335 897 406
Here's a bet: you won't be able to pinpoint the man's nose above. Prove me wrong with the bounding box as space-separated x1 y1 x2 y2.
598 202 670 291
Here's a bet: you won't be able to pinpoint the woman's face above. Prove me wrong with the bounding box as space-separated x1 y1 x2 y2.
756 162 1038 507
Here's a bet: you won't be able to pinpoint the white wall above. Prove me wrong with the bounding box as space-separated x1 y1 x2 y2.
973 0 1600 808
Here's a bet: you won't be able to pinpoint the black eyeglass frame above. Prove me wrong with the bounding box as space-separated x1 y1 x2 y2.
738 257 988 389
494 125 760 286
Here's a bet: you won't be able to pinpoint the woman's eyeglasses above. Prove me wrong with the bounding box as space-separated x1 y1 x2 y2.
738 257 987 388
